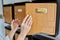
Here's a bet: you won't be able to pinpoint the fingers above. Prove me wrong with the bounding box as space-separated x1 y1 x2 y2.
28 17 32 27
23 15 29 23
22 15 29 24
25 16 32 30
11 19 20 25
11 20 14 25
14 19 20 24
26 16 32 25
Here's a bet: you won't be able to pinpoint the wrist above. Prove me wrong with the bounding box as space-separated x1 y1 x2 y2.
17 33 26 40
20 32 27 38
8 30 16 40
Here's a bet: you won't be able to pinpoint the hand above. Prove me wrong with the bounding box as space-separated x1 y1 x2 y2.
20 15 32 35
11 19 20 31
8 19 20 40
16 15 32 40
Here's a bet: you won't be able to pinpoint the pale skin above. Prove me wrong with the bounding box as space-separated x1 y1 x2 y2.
8 19 20 40
7 15 32 40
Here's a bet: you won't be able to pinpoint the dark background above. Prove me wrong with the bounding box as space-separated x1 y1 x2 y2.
32 0 57 2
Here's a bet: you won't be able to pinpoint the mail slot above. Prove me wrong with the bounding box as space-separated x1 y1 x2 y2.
36 8 47 13
26 3 57 35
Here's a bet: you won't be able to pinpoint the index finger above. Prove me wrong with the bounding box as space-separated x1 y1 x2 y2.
22 15 29 24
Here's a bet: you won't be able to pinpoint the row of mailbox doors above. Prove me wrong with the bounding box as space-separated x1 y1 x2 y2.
3 5 25 24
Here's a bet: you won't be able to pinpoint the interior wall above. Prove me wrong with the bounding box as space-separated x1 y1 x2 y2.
3 0 32 5
3 0 14 5
0 0 5 39
0 0 3 15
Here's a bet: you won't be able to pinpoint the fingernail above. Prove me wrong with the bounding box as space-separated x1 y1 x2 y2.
30 16 32 17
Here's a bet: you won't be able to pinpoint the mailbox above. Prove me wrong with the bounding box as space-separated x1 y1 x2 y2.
26 3 57 35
